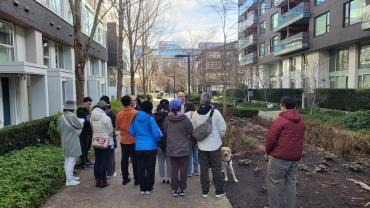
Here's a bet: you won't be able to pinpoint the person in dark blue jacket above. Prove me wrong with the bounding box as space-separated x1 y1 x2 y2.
129 101 161 195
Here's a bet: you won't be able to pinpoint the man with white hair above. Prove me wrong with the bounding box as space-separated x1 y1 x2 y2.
191 92 227 198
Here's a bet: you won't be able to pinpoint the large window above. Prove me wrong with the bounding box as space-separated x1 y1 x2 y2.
359 44 370 68
43 39 50 67
315 12 330 37
206 62 221 69
290 57 297 72
315 0 325 6
270 12 279 30
83 6 94 34
259 42 266 57
330 48 349 72
358 74 370 88
330 76 348 88
40 0 62 16
55 44 64 69
260 1 266 15
344 0 366 27
0 20 15 64
259 21 266 36
270 36 279 53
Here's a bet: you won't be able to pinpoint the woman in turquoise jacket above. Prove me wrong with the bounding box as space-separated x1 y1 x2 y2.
129 101 161 195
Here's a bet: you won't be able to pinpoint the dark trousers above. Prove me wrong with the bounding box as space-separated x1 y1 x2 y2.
94 148 109 180
136 150 157 192
170 156 188 191
80 132 92 165
121 143 138 182
198 148 224 194
107 148 115 176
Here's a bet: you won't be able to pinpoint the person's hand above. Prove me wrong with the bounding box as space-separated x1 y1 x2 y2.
264 154 269 162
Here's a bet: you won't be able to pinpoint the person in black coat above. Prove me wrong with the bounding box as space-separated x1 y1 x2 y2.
77 97 93 169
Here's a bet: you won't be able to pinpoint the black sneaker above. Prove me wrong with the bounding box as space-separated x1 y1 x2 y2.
172 189 179 197
122 178 131 185
80 164 88 169
215 191 226 198
134 180 139 186
179 189 185 197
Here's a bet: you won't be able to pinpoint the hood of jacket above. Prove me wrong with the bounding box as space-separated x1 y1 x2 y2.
167 112 186 122
280 109 302 123
197 104 212 115
91 108 106 121
135 111 151 123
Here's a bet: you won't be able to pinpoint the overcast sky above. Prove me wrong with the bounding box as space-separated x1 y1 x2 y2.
164 0 238 47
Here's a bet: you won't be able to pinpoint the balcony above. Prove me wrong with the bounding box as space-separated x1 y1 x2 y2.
273 32 309 56
239 52 257 66
362 4 370 30
239 0 258 16
274 2 310 32
239 34 257 50
273 0 287 8
238 13 257 33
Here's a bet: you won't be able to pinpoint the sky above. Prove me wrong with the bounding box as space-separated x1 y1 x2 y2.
164 0 238 47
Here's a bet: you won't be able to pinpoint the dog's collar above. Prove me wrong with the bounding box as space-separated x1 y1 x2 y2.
222 159 231 165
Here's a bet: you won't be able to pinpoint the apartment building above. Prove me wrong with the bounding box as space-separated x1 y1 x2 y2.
0 0 108 127
196 41 247 92
238 0 370 90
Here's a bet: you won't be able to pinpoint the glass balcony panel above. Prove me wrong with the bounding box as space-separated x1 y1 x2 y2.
239 34 256 49
239 52 257 66
362 4 370 30
239 0 258 16
273 32 309 56
274 2 310 32
238 12 257 32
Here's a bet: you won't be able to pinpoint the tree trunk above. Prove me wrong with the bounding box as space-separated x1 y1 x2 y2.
74 0 84 105
116 0 124 99
130 48 136 95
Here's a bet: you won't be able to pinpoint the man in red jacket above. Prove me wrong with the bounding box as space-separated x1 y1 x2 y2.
265 96 305 208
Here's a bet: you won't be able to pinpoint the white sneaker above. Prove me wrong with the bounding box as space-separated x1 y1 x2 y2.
66 180 80 186
140 191 145 195
73 176 80 181
202 194 208 198
215 192 226 198
145 191 152 195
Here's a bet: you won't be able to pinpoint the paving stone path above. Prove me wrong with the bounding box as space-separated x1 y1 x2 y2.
44 144 233 208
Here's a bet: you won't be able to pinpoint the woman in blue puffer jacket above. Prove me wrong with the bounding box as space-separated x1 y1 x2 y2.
129 101 161 195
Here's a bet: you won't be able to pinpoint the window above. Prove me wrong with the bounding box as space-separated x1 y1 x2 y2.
0 20 15 64
358 74 370 88
259 21 266 36
329 76 348 88
83 6 94 34
41 0 62 16
315 0 325 6
330 48 349 72
270 36 279 52
315 12 330 36
206 62 221 69
259 42 266 57
290 79 296 88
270 13 279 30
290 57 297 72
62 81 67 104
359 44 370 68
101 62 106 76
344 0 366 27
43 39 50 67
260 1 266 15
55 44 64 68
208 52 221 58
101 83 106 94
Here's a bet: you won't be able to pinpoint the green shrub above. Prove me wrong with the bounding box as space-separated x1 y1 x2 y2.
0 145 64 208
337 110 370 130
227 88 303 104
137 94 154 102
110 100 122 113
315 89 370 111
232 109 259 118
0 116 59 155
188 94 201 103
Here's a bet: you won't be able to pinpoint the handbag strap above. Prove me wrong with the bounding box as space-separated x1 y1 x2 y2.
62 114 78 130
209 108 215 118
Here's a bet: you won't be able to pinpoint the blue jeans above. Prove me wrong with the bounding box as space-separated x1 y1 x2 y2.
157 150 170 179
187 143 200 176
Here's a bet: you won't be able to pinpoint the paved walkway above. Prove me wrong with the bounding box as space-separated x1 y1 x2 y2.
44 145 233 208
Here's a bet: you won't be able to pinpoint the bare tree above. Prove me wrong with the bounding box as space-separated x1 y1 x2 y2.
69 0 116 104
255 69 275 103
206 0 238 116
116 0 125 99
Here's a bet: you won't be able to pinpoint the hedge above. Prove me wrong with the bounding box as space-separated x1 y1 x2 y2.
0 116 59 155
227 89 303 104
315 89 370 111
232 109 259 118
137 94 154 102
0 145 64 208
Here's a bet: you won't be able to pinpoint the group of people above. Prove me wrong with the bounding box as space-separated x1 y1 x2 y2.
58 92 227 198
58 91 305 208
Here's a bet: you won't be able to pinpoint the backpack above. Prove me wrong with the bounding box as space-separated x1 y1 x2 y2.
193 108 215 141
154 110 168 153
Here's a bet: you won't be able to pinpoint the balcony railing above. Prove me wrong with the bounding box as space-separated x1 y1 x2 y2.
273 0 287 8
239 52 257 66
362 4 370 30
239 0 258 16
239 13 257 32
274 2 310 32
239 34 256 50
273 32 309 56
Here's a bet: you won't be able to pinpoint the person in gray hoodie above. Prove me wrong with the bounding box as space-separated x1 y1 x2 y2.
164 99 193 197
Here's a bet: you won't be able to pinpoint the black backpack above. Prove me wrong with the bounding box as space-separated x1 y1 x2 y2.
154 110 168 153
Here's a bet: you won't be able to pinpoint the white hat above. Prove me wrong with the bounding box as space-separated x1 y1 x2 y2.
63 100 76 110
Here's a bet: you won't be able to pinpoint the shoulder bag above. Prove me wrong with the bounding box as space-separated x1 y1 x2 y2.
192 108 215 141
62 115 82 136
